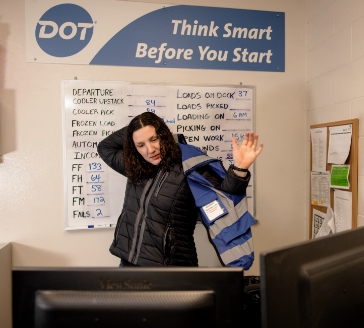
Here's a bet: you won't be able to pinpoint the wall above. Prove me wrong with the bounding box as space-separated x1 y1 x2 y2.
0 0 306 275
306 0 364 229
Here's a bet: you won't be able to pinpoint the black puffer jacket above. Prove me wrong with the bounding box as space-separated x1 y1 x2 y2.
98 127 251 267
97 127 199 266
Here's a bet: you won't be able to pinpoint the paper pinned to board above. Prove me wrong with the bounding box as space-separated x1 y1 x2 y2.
330 165 350 189
315 207 335 238
312 208 326 238
310 127 327 172
334 190 352 232
311 171 330 207
328 125 352 164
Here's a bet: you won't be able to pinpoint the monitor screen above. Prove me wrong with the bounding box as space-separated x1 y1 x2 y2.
260 226 364 328
13 267 248 328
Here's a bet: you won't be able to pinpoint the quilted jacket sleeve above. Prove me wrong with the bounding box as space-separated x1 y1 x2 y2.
97 126 127 176
196 164 251 195
220 166 251 194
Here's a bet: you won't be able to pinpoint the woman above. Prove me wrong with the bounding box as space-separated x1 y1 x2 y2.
97 112 263 267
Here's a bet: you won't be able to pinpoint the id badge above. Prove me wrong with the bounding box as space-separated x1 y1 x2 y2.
201 199 227 223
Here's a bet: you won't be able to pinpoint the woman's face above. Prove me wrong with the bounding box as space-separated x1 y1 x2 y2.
132 125 161 165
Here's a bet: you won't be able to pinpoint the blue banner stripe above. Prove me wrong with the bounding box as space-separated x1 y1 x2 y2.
90 5 285 72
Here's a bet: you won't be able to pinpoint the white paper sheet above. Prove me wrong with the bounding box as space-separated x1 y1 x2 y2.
311 171 330 207
328 125 352 164
310 127 327 172
312 208 326 238
315 207 335 238
334 190 352 232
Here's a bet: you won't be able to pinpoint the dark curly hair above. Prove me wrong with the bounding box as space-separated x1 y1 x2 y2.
124 112 181 182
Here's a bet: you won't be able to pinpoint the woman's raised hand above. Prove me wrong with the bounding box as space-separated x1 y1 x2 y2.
232 131 263 170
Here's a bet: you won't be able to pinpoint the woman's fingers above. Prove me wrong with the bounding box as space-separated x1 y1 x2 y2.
236 132 262 154
251 133 258 149
232 137 239 150
243 132 258 149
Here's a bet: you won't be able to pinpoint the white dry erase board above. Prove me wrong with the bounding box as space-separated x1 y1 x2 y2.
62 80 255 230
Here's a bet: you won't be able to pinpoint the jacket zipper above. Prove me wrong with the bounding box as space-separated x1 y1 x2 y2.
113 209 125 244
154 171 169 197
163 223 176 265
130 169 163 264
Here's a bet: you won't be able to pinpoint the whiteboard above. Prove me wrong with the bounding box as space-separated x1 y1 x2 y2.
62 81 255 230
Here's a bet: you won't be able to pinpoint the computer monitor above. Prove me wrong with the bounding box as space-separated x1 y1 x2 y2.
13 267 249 328
260 226 364 328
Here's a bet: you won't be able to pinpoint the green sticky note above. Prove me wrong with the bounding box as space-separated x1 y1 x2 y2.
330 165 350 188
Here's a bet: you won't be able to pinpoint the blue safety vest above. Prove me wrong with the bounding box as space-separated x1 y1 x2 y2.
179 142 256 270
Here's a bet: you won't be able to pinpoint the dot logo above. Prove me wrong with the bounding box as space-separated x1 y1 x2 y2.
36 4 94 57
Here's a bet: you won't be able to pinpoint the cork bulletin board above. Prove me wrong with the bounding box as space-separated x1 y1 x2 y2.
309 119 358 238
